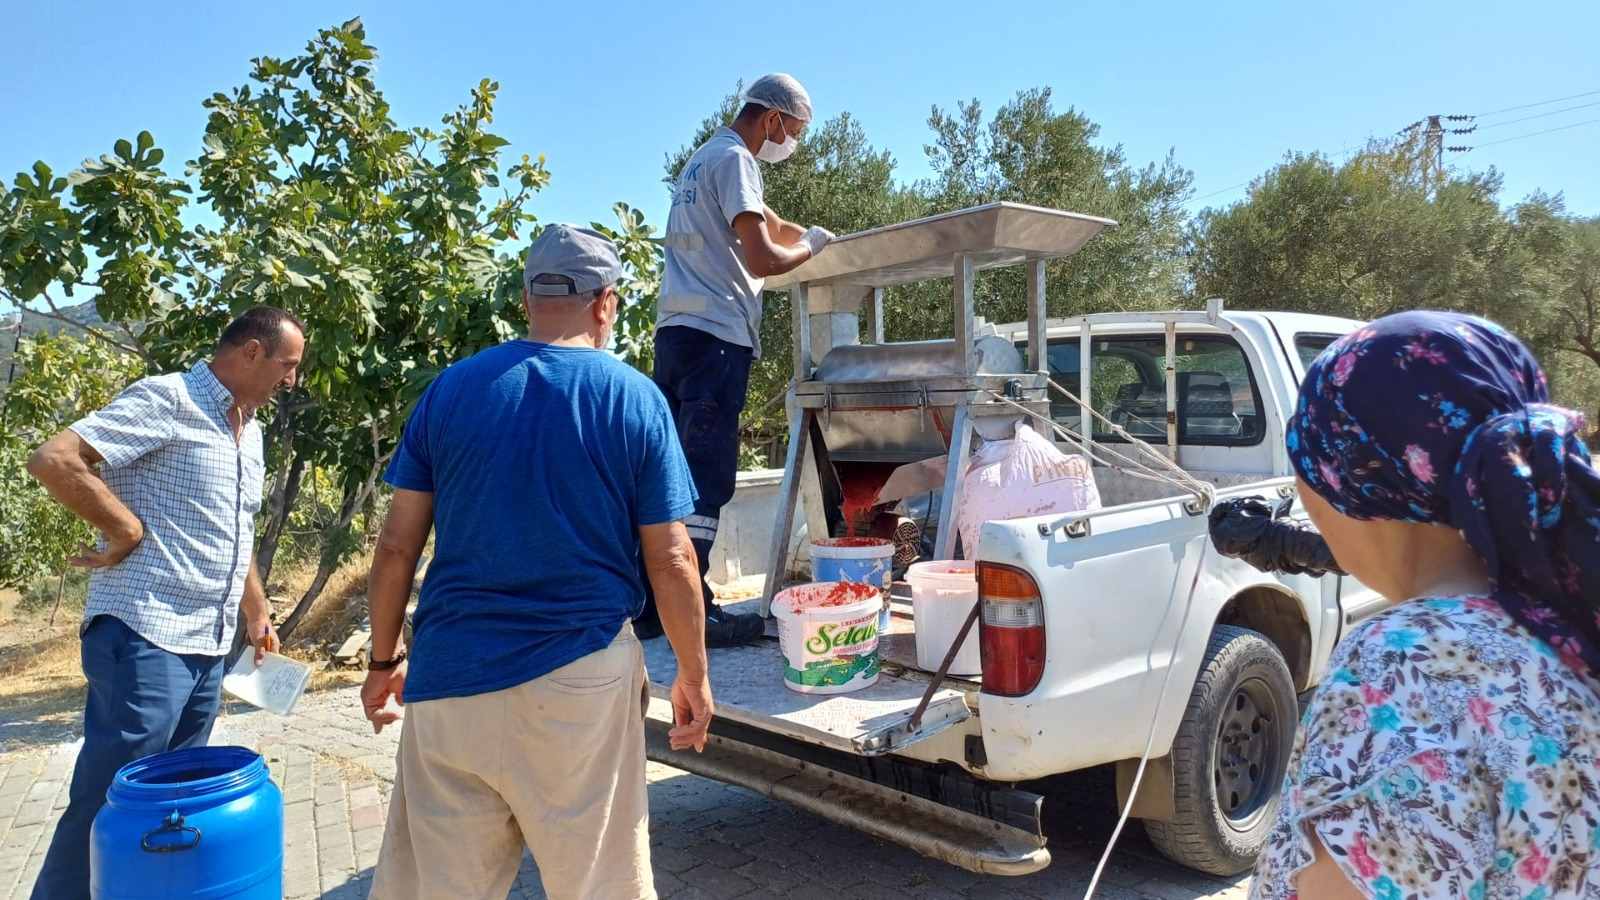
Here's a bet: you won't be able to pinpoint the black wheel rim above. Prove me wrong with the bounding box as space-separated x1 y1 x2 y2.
1213 674 1283 826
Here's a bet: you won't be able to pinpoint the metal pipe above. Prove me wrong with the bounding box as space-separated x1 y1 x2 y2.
1026 260 1046 373
934 404 974 561
870 286 885 344
953 253 975 377
1079 322 1092 454
762 407 812 617
792 283 811 382
1164 321 1178 462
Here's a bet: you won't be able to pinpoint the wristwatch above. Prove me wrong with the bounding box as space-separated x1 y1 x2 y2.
368 647 408 671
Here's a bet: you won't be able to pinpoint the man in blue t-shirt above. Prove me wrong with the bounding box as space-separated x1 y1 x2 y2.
359 225 714 900
640 72 835 647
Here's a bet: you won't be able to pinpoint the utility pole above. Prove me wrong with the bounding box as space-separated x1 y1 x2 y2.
1 311 22 434
1401 115 1477 190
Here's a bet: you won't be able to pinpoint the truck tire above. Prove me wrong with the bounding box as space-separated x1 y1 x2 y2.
1144 625 1297 876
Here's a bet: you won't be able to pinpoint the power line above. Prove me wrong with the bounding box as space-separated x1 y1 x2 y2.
1476 99 1600 130
1473 89 1600 119
1468 115 1600 149
1192 181 1252 201
1191 96 1600 205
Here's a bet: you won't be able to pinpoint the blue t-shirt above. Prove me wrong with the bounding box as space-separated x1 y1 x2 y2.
383 341 696 702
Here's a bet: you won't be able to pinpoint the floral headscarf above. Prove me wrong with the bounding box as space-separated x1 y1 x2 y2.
1288 310 1600 674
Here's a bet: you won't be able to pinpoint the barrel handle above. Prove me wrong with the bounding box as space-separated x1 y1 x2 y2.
141 812 202 853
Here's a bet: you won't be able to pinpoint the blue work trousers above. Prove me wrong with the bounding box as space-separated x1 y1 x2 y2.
30 615 226 900
642 325 753 612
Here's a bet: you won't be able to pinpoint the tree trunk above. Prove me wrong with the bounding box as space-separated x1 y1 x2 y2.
48 570 67 627
276 555 340 642
255 394 307 585
255 449 308 585
275 452 389 641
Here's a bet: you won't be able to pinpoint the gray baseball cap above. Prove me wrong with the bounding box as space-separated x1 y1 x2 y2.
523 224 623 296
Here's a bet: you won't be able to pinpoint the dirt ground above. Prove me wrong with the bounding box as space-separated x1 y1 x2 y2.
0 588 85 751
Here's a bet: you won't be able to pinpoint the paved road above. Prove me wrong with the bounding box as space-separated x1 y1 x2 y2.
0 681 1251 900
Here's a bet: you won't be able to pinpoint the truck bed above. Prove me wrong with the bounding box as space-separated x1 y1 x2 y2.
642 592 976 757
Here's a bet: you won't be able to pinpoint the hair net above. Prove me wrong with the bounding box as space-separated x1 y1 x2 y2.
740 73 813 122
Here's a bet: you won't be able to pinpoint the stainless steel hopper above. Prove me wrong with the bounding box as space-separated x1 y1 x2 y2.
761 203 1116 614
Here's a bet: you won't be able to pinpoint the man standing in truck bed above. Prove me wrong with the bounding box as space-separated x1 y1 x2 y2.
637 72 835 647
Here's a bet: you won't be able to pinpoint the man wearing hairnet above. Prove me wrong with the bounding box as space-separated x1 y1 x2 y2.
637 73 833 647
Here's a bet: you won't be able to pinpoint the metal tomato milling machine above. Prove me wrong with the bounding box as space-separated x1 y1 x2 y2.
760 202 1115 603
641 203 1115 876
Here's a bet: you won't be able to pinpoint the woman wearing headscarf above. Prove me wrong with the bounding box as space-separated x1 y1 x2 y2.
1251 311 1600 900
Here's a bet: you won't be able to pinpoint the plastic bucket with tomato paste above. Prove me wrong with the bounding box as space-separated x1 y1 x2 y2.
771 582 882 694
810 537 894 631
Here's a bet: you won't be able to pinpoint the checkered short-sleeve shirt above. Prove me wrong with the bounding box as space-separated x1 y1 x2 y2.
69 361 264 656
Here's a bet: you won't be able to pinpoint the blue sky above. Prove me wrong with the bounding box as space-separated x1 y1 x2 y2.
3 0 1598 315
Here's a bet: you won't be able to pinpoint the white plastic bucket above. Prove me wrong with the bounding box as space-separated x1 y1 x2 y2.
907 560 982 676
811 537 894 631
771 582 882 694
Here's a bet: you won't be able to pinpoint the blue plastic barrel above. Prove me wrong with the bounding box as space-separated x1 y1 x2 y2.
90 746 283 899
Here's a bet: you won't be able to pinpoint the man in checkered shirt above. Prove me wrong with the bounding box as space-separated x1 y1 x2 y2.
24 306 305 900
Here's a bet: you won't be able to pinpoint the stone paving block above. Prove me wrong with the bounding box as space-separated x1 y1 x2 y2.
23 779 61 805
652 869 687 896
10 799 51 829
677 862 758 900
652 844 703 875
659 887 720 900
688 838 756 870
731 855 809 894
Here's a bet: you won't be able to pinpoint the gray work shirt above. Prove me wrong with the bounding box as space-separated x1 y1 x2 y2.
69 361 264 656
657 126 769 357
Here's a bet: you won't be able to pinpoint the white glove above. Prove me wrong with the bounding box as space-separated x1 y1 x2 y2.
799 225 835 257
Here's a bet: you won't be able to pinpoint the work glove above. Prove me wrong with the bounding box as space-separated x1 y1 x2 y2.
799 225 835 257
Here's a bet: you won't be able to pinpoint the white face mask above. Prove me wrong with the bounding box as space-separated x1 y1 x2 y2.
756 115 798 164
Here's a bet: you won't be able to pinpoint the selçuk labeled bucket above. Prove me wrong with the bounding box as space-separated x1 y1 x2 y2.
91 746 283 899
772 582 882 694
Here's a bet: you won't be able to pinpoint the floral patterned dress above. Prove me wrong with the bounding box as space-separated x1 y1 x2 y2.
1251 596 1600 900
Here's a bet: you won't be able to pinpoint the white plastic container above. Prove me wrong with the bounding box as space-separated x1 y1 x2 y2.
907 560 982 676
771 582 882 694
810 537 894 631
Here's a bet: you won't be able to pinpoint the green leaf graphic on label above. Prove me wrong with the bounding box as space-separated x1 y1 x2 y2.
784 653 879 687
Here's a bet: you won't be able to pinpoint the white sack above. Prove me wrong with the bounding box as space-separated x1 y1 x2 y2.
956 421 1100 559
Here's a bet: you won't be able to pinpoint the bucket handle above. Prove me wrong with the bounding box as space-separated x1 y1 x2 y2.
141 811 203 853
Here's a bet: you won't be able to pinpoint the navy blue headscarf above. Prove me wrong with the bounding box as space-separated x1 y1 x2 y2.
1287 310 1600 674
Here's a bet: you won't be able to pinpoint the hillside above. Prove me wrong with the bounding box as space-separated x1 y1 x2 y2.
0 301 107 393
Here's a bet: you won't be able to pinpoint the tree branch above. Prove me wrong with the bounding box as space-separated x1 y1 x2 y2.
32 295 150 363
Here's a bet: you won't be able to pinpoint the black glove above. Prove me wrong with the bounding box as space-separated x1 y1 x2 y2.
1208 496 1348 577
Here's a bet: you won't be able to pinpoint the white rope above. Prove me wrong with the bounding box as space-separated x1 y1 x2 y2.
978 387 1216 508
1083 539 1209 900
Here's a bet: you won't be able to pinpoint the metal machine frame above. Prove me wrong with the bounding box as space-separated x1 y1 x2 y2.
759 203 1116 614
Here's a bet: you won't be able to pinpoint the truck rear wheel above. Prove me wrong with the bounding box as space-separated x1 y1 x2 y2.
1144 625 1297 876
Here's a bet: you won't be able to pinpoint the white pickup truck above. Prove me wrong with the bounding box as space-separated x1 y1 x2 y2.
641 204 1381 878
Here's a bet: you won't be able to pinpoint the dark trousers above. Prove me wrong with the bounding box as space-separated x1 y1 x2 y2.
31 615 226 900
639 326 754 617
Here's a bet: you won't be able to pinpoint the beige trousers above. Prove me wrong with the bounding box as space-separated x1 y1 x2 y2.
369 624 655 900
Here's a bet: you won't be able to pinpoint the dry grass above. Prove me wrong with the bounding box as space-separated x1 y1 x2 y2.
275 547 376 653
0 609 89 742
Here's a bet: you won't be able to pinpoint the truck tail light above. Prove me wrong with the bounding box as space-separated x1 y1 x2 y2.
977 563 1046 697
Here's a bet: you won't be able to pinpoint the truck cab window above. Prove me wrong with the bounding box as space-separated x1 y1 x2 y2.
1040 335 1263 446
